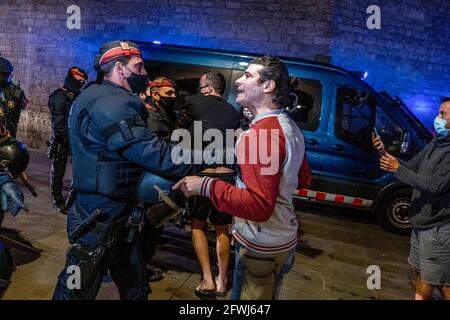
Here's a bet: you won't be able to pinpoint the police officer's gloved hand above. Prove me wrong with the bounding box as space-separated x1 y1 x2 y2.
0 182 28 217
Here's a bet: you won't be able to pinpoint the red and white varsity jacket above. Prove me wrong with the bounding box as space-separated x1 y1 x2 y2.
200 110 311 254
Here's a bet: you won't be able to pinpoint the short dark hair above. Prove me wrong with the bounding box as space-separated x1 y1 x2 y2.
441 97 450 103
249 56 290 108
100 56 131 75
204 71 226 95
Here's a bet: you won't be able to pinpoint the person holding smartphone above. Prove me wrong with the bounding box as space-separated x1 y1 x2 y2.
372 98 450 300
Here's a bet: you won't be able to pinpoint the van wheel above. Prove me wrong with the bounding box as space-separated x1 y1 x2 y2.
376 190 412 235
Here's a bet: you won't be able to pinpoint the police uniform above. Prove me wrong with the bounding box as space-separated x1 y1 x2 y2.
0 137 29 298
144 97 179 140
0 57 28 138
52 41 207 300
47 67 87 212
0 174 20 298
143 78 181 140
0 172 25 298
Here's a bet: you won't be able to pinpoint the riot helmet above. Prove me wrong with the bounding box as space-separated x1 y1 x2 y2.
0 137 29 178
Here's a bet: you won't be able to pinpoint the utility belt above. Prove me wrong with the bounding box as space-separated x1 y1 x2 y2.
65 202 128 299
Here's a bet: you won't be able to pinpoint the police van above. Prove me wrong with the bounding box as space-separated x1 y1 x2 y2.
136 41 432 235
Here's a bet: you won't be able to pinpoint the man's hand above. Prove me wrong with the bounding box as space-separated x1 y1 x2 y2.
379 153 400 173
0 182 28 217
372 133 386 156
173 176 204 197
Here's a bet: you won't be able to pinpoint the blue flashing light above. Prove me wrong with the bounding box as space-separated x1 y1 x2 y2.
350 70 367 80
363 72 368 80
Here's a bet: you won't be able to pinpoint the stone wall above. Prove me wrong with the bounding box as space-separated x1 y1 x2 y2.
0 0 448 148
330 0 450 128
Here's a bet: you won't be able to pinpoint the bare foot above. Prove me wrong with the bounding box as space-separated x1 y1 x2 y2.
197 277 215 291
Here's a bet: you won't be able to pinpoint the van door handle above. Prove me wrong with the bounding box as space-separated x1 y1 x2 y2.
305 138 319 145
330 144 345 151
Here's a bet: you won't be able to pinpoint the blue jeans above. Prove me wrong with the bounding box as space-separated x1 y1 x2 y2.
231 241 296 300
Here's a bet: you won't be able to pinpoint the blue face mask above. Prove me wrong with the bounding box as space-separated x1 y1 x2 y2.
434 117 449 136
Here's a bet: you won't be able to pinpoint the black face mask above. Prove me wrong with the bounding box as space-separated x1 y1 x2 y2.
144 95 153 104
64 76 85 94
158 95 177 109
123 65 149 94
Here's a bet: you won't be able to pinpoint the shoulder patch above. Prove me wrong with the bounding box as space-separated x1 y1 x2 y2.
6 100 15 109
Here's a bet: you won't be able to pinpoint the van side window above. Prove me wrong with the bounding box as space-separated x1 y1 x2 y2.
375 104 405 155
335 87 375 150
145 60 232 100
286 78 322 131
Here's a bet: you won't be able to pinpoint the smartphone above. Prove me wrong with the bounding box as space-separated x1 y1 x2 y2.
372 126 387 156
372 126 380 137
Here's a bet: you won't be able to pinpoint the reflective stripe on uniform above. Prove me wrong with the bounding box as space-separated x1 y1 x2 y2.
295 189 373 207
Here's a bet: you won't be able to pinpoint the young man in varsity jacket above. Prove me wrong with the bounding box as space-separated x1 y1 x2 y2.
174 56 311 300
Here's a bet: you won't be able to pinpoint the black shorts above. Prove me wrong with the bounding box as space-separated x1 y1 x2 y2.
189 172 235 226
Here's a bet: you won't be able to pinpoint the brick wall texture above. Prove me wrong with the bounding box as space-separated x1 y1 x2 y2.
0 0 449 148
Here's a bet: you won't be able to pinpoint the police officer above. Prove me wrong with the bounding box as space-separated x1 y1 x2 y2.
0 125 30 226
47 67 87 214
140 77 180 139
0 169 28 300
138 77 183 282
0 135 29 299
52 40 218 300
0 57 28 138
